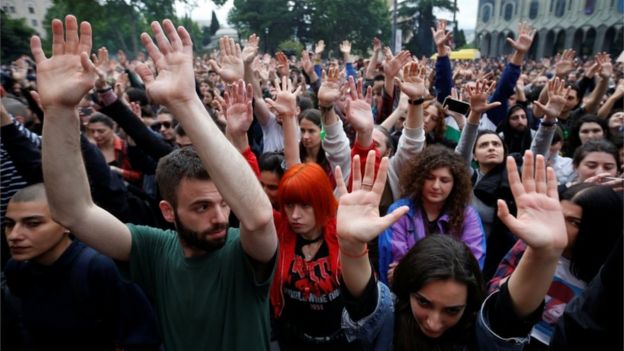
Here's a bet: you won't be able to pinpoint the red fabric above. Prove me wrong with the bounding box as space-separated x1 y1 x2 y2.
113 136 141 182
242 147 261 179
269 211 341 318
348 140 381 191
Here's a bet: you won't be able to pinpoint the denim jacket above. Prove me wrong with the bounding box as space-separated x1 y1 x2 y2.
342 281 532 351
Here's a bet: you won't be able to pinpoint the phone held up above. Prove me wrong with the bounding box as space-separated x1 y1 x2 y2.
443 96 471 116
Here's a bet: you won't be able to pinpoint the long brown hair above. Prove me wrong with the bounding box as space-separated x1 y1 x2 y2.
399 145 472 236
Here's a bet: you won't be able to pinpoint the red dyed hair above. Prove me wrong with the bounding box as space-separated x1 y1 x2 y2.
278 162 337 229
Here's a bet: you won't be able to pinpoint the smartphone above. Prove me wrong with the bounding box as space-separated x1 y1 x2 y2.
443 96 471 115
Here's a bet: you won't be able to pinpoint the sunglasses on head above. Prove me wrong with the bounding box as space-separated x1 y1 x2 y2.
151 121 173 130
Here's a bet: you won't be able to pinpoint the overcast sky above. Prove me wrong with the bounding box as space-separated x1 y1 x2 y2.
176 0 478 30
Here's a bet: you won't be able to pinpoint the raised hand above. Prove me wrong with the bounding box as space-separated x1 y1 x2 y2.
134 20 197 107
431 19 452 55
10 57 29 82
208 36 244 83
117 49 128 67
393 62 429 99
242 33 259 65
275 51 290 77
340 40 352 61
91 47 111 90
30 15 96 110
383 49 411 78
300 50 314 75
554 49 576 78
595 52 613 78
372 37 382 53
467 79 500 114
264 76 300 118
344 76 374 133
335 151 409 247
224 79 253 136
318 67 343 107
497 151 566 252
533 77 569 119
506 22 536 53
314 40 325 56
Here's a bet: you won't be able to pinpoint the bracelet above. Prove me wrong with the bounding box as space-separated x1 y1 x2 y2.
341 244 368 259
97 87 112 93
408 98 425 105
541 120 557 127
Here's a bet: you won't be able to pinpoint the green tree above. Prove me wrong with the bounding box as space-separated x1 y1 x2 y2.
43 0 197 57
398 0 456 57
228 0 390 55
278 38 304 56
1 10 37 64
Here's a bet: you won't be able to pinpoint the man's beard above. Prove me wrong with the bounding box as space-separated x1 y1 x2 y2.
174 214 228 252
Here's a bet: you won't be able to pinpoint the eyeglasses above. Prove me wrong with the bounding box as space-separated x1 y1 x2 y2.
151 121 173 131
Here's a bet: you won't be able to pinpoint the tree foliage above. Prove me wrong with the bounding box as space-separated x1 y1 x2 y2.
1 10 37 64
398 0 456 57
210 10 220 35
42 0 201 58
229 0 390 56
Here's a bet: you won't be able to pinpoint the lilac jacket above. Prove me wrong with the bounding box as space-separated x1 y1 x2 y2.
378 198 486 284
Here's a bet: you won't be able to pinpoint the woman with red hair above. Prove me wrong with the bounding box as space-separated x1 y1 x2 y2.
265 78 363 350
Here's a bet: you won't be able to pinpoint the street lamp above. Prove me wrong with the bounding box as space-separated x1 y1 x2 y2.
264 28 269 53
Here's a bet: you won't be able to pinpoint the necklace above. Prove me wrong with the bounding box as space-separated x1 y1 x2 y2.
299 234 323 245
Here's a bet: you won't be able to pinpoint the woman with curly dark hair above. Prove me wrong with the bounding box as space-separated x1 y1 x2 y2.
378 144 486 284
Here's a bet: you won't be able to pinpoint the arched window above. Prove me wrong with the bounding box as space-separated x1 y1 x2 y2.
618 0 624 12
481 4 492 23
503 3 514 20
555 0 566 17
585 0 596 14
529 0 540 18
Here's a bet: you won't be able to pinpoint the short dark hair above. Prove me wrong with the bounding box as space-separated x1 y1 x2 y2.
258 152 285 179
9 183 47 203
572 139 620 170
87 113 115 129
155 147 210 207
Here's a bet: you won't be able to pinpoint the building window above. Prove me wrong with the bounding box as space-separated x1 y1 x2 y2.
28 6 35 14
9 6 16 13
584 0 595 14
31 19 38 26
481 4 492 23
529 1 540 18
555 0 566 16
503 3 514 20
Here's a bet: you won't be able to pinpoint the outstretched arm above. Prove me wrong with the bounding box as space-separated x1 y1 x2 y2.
37 15 132 260
499 151 567 317
135 21 276 263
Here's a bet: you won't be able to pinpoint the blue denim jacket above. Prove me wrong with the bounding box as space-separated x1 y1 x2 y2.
342 281 531 351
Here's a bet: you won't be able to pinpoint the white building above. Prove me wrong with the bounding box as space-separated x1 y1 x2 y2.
2 0 53 39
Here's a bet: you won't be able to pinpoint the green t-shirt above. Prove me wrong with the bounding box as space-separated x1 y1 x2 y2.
126 224 274 351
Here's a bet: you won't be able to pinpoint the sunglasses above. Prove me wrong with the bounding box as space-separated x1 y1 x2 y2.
151 121 173 130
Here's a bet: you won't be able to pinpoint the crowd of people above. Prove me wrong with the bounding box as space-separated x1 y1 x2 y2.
1 14 622 351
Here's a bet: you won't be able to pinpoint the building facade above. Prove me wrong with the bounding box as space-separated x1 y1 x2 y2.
2 0 53 39
475 0 624 59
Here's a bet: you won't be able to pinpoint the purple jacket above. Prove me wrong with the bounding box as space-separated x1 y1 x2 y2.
378 198 486 284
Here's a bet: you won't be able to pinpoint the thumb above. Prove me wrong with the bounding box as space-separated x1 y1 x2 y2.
485 101 502 111
505 37 516 47
393 77 403 91
496 199 518 231
29 90 42 109
208 59 221 73
135 62 154 85
532 100 547 111
379 205 409 231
